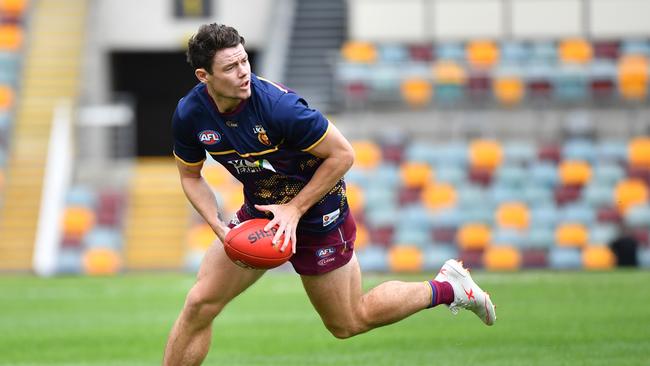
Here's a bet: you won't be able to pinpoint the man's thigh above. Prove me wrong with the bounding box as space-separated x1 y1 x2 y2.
300 254 363 325
192 242 266 304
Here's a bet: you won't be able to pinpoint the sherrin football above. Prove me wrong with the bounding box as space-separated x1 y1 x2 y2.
224 219 293 269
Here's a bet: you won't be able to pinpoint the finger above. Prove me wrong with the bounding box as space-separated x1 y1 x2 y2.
280 225 292 252
290 228 297 254
264 218 278 232
254 204 268 211
272 223 286 246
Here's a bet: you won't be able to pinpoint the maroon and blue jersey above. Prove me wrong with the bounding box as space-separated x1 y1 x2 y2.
172 74 349 234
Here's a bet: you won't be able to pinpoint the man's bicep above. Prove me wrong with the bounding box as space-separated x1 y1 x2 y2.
176 158 203 179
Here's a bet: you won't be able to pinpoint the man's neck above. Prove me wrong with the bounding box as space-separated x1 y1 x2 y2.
207 86 242 114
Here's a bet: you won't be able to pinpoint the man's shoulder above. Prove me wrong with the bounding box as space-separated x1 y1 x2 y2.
251 74 298 109
175 83 206 121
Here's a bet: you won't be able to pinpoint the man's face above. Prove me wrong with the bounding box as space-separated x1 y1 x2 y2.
205 43 251 101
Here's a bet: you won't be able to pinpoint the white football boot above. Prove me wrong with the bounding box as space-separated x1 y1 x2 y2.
434 259 496 326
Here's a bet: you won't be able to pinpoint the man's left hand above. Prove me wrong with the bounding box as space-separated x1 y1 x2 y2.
254 203 301 254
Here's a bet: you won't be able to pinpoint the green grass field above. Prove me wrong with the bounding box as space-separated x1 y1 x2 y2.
1 270 649 366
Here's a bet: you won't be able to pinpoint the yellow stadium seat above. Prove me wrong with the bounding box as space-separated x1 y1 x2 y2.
0 85 13 110
483 246 521 271
494 76 524 106
0 0 28 18
496 202 530 229
433 61 467 84
355 223 369 251
388 246 423 272
555 223 589 247
469 139 503 171
628 137 650 169
202 164 231 187
351 140 382 169
559 38 593 64
421 183 457 210
341 41 377 64
187 223 216 251
400 78 432 107
618 55 648 101
0 24 22 50
582 246 615 270
400 162 432 189
83 248 121 275
614 179 649 213
558 160 592 186
345 182 365 215
457 223 491 250
62 206 96 237
466 40 499 69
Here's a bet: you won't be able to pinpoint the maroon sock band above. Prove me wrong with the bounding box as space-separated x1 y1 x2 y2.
428 280 454 308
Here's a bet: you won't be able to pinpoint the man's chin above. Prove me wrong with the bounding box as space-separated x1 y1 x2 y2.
238 89 252 99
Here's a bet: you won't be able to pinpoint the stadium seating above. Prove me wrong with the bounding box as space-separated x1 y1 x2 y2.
555 223 589 248
82 247 121 275
400 77 432 107
335 38 650 109
388 246 423 272
351 140 382 169
582 246 616 270
483 246 521 271
496 202 529 229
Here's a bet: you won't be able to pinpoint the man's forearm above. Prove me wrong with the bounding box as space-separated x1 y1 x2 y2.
181 176 229 241
289 154 353 215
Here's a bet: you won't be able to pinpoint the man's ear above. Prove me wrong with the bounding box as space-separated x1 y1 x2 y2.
195 68 209 83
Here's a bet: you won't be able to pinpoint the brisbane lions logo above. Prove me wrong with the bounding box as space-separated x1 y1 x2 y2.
253 124 271 146
198 130 221 145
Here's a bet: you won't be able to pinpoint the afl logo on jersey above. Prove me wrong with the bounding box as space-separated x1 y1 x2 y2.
198 130 221 145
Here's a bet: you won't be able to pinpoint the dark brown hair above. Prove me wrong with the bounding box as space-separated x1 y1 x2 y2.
186 23 245 74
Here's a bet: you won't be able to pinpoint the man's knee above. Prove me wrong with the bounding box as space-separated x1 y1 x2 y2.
324 306 371 339
182 288 226 325
325 320 367 339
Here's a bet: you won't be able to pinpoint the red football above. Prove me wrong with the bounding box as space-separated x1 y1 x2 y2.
223 219 293 269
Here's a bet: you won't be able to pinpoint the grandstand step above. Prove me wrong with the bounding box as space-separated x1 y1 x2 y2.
129 199 187 207
0 240 36 250
123 158 189 270
29 49 82 59
22 79 80 90
24 59 82 70
24 68 79 80
0 260 32 272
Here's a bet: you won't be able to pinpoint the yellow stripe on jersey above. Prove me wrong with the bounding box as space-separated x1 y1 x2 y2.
174 151 205 166
208 149 237 156
208 146 280 158
257 76 288 93
302 121 331 152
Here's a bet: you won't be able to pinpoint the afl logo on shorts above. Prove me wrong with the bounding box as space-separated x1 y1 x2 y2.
198 130 221 145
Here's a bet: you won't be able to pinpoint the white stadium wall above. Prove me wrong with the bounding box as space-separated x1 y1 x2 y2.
348 0 650 42
591 0 650 38
433 0 503 40
512 0 583 39
350 0 427 42
83 0 271 102
91 0 270 49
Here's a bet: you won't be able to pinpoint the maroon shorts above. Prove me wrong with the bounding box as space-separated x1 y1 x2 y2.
229 209 356 275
